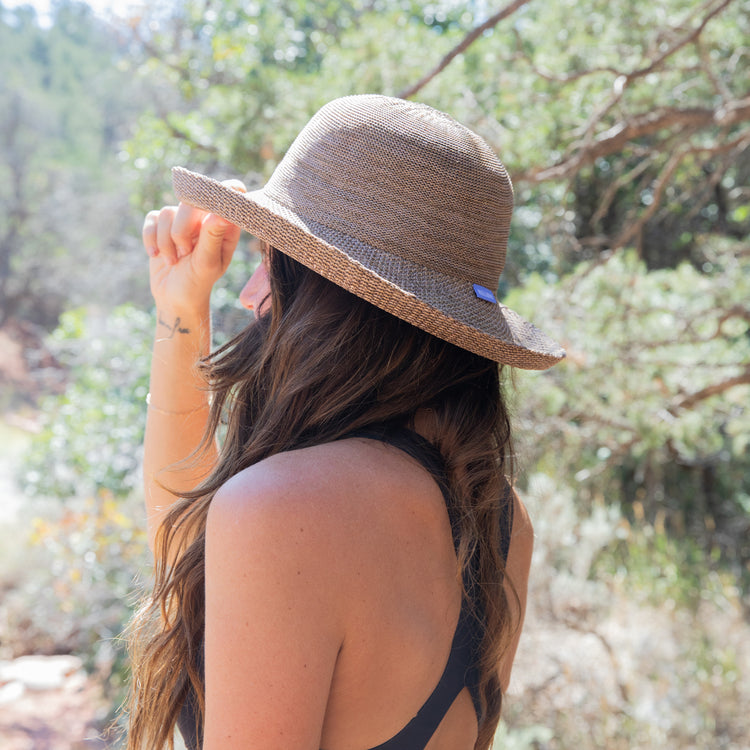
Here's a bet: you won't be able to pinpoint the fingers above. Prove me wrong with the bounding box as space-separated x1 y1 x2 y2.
142 206 180 265
142 210 160 257
142 178 247 269
157 207 180 265
187 179 247 273
194 213 242 274
142 204 207 267
171 203 208 259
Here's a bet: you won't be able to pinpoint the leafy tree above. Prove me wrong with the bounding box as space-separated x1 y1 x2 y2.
7 304 152 675
4 5 747 743
474 0 750 273
122 0 479 205
0 0 150 327
20 305 152 499
507 237 750 565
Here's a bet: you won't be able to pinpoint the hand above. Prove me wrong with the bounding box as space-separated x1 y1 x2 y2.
142 179 246 313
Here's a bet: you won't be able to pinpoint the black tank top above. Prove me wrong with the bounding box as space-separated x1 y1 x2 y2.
177 426 514 750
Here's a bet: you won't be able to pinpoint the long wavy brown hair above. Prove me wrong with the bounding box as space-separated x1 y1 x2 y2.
125 246 519 750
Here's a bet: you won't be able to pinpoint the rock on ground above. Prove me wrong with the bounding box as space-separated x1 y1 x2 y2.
0 655 108 750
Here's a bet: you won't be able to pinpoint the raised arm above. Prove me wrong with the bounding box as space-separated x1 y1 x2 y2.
141 185 244 551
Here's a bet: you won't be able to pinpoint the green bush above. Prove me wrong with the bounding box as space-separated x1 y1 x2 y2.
20 305 152 500
508 238 750 569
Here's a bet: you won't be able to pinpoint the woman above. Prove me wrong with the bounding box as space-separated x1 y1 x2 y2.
126 95 564 750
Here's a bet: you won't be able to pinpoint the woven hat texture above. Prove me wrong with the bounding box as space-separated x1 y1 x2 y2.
172 94 564 370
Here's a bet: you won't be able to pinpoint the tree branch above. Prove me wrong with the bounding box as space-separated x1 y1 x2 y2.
163 115 220 155
589 155 655 228
509 0 745 186
509 26 623 83
672 370 750 412
398 0 532 100
508 0 734 86
518 99 750 183
611 128 750 249
626 0 735 81
612 145 691 251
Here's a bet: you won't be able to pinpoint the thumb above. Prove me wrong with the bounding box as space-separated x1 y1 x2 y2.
193 179 247 275
195 213 242 273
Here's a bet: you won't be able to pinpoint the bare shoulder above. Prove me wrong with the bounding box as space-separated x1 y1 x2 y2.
202 443 379 747
209 439 395 524
203 442 383 652
206 438 424 562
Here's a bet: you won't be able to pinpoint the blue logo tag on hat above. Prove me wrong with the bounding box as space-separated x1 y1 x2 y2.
473 283 497 304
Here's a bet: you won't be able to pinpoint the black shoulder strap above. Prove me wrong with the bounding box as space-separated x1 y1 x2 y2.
365 603 477 750
498 479 514 565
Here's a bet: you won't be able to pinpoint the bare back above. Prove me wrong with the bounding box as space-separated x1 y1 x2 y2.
200 435 532 750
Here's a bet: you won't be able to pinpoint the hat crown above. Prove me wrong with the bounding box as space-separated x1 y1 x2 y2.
263 95 513 289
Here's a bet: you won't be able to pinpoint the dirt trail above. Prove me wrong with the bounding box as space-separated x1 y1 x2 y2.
0 656 108 750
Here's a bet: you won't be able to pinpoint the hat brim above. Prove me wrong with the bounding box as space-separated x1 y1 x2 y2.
173 167 565 370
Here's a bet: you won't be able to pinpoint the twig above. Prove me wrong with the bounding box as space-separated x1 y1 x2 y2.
589 155 656 228
672 370 750 412
624 0 735 82
509 26 622 84
163 116 220 155
398 0 532 100
615 128 750 248
611 146 690 250
697 38 734 103
520 99 750 184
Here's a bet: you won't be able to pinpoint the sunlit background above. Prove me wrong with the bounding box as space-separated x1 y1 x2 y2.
1 0 748 748
3 0 142 22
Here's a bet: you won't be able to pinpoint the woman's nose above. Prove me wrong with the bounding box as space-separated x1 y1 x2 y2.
239 262 271 313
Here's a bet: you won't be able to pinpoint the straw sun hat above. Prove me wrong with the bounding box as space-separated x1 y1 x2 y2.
172 94 564 370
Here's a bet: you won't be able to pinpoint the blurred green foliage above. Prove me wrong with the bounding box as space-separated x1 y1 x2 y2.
8 305 153 677
124 0 750 280
124 0 476 206
510 237 750 565
21 306 152 500
1 0 748 745
596 523 737 611
0 0 151 327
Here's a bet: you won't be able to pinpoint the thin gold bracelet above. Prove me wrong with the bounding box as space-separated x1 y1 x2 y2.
146 392 203 416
